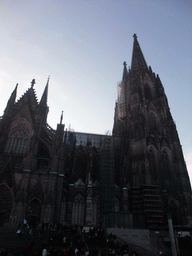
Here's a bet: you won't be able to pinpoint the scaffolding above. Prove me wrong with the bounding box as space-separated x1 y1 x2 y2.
100 136 115 228
131 185 164 229
117 81 126 119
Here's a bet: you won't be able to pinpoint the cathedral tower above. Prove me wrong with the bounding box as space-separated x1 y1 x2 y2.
0 79 65 227
113 34 192 228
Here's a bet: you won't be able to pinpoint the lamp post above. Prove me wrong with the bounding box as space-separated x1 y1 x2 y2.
162 190 178 256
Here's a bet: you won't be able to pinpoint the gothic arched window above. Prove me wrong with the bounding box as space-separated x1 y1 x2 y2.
148 112 157 134
5 122 31 154
36 143 50 171
73 149 86 182
144 84 152 101
161 150 171 181
147 148 158 183
72 194 85 226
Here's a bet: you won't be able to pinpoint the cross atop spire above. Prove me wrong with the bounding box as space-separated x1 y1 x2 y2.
133 33 137 39
31 79 36 88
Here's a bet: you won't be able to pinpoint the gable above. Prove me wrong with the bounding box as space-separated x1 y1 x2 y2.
12 104 34 127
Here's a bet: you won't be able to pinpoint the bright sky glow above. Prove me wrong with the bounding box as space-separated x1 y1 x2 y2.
0 0 191 183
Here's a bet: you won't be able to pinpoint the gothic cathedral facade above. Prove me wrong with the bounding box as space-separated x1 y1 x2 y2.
0 35 191 230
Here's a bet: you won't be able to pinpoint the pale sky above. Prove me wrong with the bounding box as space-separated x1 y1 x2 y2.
0 0 192 183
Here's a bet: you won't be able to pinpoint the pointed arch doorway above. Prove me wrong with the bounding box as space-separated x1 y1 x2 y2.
0 184 13 226
26 199 41 228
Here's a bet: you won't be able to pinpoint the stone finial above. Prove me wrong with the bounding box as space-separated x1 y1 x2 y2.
60 111 63 124
31 79 36 87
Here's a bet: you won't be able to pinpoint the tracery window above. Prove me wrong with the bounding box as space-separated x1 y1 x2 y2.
148 112 157 134
36 143 50 170
5 122 30 154
161 150 171 181
72 194 85 226
73 149 86 182
147 149 158 182
60 197 66 224
144 84 152 101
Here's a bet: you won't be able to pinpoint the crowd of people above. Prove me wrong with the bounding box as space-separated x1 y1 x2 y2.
0 223 142 256
2 219 192 256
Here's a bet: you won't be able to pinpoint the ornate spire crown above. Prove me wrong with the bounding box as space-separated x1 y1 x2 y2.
131 34 148 73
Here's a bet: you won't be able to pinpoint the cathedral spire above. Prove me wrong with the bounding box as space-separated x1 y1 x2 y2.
39 76 49 107
4 83 18 114
39 77 49 123
131 34 148 73
60 111 63 124
122 61 128 80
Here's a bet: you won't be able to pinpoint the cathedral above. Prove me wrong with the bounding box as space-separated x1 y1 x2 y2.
0 35 191 231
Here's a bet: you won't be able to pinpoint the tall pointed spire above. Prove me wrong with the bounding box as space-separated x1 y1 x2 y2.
122 61 128 80
131 34 148 73
38 77 50 123
39 76 49 107
4 83 18 114
60 111 63 124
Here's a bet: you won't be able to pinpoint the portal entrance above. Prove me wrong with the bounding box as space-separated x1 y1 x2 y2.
26 199 41 228
0 184 13 226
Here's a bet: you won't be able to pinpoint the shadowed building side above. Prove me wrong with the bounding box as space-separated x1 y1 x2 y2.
113 34 192 228
0 35 191 234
